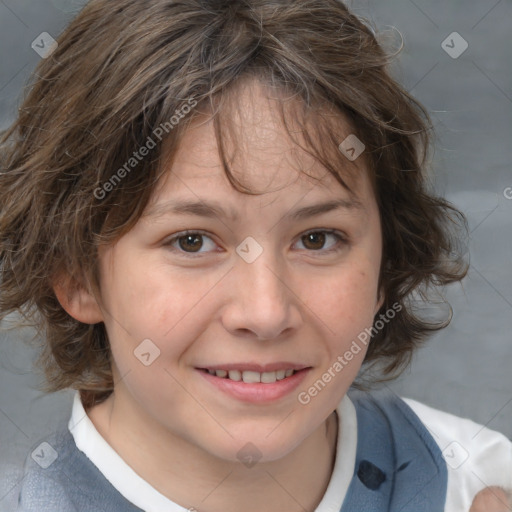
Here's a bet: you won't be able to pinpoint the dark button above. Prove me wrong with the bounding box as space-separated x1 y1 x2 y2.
397 461 410 472
357 460 386 490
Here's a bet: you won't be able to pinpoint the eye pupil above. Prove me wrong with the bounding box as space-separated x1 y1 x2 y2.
303 232 326 250
179 234 202 252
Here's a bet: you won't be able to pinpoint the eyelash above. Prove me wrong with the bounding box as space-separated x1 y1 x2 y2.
163 229 348 258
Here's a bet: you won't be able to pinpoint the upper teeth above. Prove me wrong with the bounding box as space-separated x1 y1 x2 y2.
207 369 295 383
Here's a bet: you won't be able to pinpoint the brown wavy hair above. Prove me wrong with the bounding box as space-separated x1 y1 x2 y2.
0 0 468 408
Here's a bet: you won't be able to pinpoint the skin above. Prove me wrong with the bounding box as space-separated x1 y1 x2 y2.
469 487 512 512
54 79 385 512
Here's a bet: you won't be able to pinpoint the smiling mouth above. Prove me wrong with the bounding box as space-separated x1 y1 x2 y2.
198 368 305 384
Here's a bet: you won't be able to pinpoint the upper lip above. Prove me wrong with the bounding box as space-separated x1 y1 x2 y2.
197 363 311 373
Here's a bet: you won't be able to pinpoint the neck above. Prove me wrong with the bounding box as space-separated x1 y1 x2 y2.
87 394 339 512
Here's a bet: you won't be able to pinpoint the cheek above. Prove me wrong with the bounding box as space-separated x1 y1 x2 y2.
100 254 223 364
302 261 380 335
298 264 378 401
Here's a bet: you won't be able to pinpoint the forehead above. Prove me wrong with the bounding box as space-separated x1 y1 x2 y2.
146 79 375 218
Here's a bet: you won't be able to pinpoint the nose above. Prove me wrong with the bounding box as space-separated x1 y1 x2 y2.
221 248 302 341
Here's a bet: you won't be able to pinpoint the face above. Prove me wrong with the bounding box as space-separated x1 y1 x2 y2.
86 80 384 463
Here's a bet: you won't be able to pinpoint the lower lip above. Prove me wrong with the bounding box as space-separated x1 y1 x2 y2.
196 368 311 403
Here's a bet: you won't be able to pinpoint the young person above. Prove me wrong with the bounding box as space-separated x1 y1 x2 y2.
1 1 510 510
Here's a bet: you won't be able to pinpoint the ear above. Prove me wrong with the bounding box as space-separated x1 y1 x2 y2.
52 272 104 324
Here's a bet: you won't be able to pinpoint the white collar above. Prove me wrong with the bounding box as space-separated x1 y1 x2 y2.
68 391 357 512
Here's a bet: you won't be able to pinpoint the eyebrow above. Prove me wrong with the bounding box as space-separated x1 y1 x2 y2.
144 197 366 222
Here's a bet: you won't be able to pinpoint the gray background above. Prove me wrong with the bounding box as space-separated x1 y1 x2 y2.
1 0 511 510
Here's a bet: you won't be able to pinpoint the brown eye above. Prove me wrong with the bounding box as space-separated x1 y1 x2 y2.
297 230 346 252
177 234 203 252
302 232 326 250
165 231 217 255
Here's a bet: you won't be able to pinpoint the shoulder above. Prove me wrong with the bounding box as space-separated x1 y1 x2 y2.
17 428 80 512
403 397 512 512
17 426 143 512
346 388 448 511
346 389 512 511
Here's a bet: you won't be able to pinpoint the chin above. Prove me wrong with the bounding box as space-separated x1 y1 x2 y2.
208 429 304 466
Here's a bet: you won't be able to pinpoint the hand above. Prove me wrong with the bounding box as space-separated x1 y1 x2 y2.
469 486 512 512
